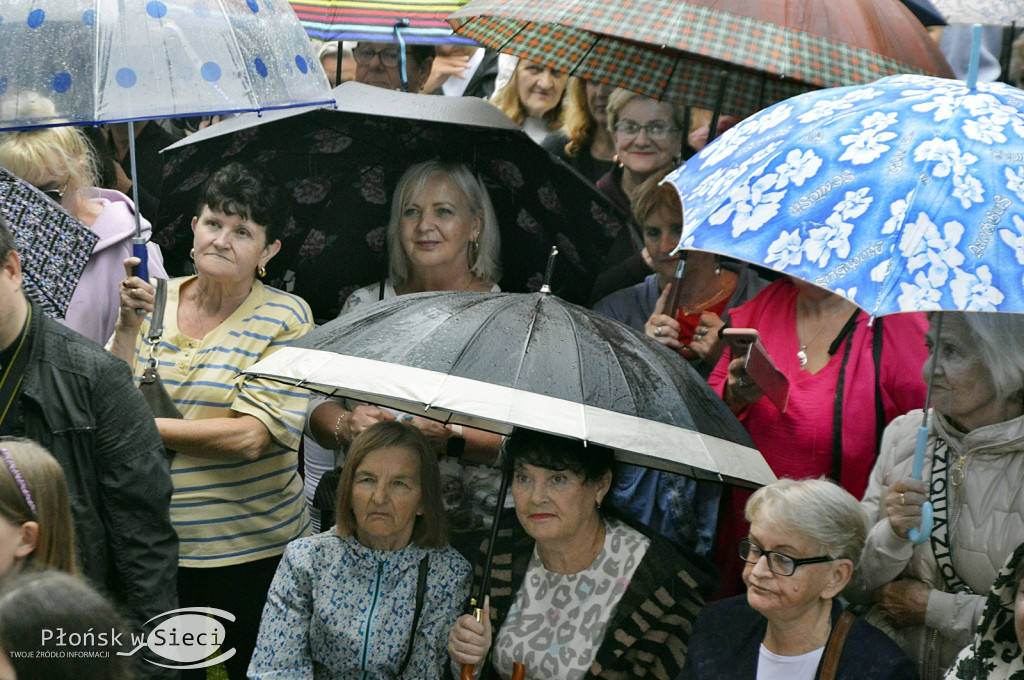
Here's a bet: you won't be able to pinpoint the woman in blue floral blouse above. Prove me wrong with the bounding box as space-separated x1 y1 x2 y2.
249 422 471 679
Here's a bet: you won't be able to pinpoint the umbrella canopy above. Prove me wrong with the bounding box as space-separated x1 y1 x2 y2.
667 72 1024 317
288 0 477 43
931 0 1023 25
246 290 774 488
448 0 953 120
0 167 98 318
0 0 333 129
156 81 629 319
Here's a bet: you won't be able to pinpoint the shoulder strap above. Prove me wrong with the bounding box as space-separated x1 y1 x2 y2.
829 309 861 484
817 610 856 680
141 279 169 385
873 317 885 452
378 278 387 302
397 554 430 677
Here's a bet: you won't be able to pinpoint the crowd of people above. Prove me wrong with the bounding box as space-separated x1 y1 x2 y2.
0 8 1022 680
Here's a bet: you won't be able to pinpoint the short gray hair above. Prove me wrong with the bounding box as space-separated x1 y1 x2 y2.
387 160 501 287
936 311 1024 406
745 478 867 564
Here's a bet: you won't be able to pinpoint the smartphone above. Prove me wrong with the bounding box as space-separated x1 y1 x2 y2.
721 327 790 412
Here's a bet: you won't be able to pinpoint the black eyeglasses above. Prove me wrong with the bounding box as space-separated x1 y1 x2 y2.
39 181 68 204
613 120 679 140
352 45 400 67
738 538 835 577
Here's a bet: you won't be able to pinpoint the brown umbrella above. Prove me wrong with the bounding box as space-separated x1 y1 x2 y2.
449 0 954 119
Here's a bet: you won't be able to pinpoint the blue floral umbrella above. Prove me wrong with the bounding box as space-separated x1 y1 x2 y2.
667 71 1024 544
667 72 1024 318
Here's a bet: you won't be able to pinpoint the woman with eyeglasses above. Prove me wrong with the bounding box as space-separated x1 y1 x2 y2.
590 89 686 303
681 478 919 680
0 126 167 344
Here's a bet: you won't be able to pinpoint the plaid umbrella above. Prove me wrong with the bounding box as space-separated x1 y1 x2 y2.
0 168 98 318
449 0 955 119
289 0 477 43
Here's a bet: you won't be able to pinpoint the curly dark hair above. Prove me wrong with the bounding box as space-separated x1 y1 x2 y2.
194 162 289 243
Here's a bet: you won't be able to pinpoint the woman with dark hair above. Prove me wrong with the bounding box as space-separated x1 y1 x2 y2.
249 421 471 679
0 570 134 680
448 429 715 679
111 162 314 680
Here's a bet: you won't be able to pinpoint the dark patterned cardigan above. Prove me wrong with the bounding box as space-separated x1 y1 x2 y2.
471 513 718 680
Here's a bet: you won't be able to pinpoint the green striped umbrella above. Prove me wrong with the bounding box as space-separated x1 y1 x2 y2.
290 0 476 43
449 0 955 119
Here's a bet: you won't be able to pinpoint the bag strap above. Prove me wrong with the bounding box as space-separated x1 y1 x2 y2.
828 309 861 484
818 610 856 680
927 435 973 594
397 555 430 677
141 279 168 385
873 317 886 452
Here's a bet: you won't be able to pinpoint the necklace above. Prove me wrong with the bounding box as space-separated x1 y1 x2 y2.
796 298 852 367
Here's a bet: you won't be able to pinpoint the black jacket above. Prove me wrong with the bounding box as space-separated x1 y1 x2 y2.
14 304 179 654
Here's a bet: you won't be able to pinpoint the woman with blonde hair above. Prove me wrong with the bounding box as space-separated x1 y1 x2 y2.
490 58 573 144
0 438 76 576
0 126 167 344
542 78 616 182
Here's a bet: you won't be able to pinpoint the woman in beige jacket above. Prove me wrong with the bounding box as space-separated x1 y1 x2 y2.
846 311 1024 680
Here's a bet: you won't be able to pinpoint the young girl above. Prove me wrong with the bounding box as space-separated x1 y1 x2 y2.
0 438 77 575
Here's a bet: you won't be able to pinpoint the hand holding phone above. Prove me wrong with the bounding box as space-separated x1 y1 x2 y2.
721 328 790 412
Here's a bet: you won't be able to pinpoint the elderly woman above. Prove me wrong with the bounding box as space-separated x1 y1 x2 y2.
591 90 686 302
110 162 314 680
249 422 471 678
0 126 167 345
846 312 1024 680
682 478 918 680
490 59 572 145
306 159 503 536
448 428 715 679
944 542 1024 679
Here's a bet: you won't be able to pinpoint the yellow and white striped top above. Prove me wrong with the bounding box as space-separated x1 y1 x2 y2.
131 277 314 567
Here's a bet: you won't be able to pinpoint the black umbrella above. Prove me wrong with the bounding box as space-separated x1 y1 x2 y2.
245 288 772 487
155 81 630 320
0 167 99 318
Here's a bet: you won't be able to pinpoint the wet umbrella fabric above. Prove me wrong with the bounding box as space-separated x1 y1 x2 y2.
448 0 953 120
245 290 774 488
666 72 1024 317
156 81 629 319
0 168 98 318
0 0 332 128
288 0 477 43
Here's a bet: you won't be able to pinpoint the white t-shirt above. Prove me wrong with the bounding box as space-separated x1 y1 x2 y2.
491 518 650 679
756 643 825 680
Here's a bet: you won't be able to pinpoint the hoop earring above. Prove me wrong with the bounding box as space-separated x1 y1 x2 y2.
467 238 480 269
613 153 622 168
257 265 266 278
189 248 195 261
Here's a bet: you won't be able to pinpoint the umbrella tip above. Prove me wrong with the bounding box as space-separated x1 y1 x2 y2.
539 246 559 294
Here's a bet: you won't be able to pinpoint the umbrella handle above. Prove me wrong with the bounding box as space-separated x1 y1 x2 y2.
460 603 483 680
132 238 149 282
907 425 933 545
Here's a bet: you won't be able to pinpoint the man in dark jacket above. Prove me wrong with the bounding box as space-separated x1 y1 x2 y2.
0 215 179 678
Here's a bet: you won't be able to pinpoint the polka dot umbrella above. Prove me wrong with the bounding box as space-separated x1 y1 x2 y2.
0 0 333 279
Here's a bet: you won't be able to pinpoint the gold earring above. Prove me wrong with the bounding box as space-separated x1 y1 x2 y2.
467 238 480 269
257 265 266 278
189 248 195 260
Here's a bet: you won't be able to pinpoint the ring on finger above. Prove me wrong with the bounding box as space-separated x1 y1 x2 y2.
900 492 906 506
654 326 662 337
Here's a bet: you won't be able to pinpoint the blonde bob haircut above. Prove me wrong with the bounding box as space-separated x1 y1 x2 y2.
490 59 570 131
745 477 867 565
0 126 99 196
334 421 449 548
387 159 501 287
0 438 78 575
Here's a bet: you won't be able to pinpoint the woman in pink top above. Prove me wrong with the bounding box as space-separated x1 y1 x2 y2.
707 276 928 597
